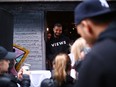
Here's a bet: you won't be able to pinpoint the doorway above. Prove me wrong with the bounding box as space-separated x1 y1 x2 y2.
45 11 80 70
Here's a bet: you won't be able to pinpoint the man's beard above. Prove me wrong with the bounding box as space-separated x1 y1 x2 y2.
54 33 61 38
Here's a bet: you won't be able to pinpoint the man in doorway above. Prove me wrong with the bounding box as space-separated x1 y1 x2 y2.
46 23 70 70
74 0 116 87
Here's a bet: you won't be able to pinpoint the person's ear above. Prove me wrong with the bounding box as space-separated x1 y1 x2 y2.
81 20 94 37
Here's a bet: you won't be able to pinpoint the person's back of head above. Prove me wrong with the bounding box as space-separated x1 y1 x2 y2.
41 78 57 87
53 53 71 86
70 37 87 61
41 53 72 87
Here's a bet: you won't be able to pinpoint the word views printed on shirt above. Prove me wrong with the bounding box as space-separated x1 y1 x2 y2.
51 41 66 47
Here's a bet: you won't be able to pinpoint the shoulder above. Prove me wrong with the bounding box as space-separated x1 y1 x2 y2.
41 78 57 87
0 74 18 87
95 39 116 51
79 41 111 72
66 75 75 83
61 75 75 87
88 39 116 62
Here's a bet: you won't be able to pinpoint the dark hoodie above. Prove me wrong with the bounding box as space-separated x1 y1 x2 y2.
46 35 70 61
75 20 116 87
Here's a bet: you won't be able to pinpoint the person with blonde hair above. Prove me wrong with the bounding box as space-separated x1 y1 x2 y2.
41 53 75 87
69 37 90 79
69 37 88 67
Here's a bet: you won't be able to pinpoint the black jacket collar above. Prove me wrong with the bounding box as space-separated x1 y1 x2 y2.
97 20 116 42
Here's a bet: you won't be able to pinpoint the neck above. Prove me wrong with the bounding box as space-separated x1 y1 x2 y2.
92 23 109 39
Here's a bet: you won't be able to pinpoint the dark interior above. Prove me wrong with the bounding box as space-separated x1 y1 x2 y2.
46 11 80 42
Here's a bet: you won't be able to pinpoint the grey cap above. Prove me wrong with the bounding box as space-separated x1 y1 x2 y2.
0 46 16 60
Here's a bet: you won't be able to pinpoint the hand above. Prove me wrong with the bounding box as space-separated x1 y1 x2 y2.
17 67 30 80
17 68 23 80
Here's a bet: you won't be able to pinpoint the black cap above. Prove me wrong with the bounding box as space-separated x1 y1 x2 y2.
0 46 16 60
75 0 116 25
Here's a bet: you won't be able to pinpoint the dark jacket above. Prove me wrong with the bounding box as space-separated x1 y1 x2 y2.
74 60 82 72
41 75 75 87
46 35 70 61
75 21 116 87
0 73 30 87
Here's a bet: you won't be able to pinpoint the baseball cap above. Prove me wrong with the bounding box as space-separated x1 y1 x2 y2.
0 46 16 60
75 0 116 25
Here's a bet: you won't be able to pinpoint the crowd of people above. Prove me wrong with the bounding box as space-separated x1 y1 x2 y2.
44 0 116 87
0 0 116 87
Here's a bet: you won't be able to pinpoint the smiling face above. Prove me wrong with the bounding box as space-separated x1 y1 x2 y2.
53 26 62 38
